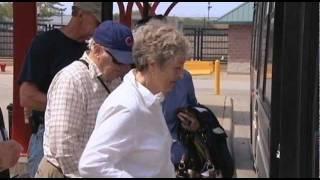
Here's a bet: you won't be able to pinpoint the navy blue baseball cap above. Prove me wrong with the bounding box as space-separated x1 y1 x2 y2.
93 21 134 65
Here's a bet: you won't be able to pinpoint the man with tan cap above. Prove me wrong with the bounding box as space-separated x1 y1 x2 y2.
73 2 101 23
19 2 101 177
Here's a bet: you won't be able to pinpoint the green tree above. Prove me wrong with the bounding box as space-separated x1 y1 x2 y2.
0 2 13 21
37 2 65 18
0 2 66 22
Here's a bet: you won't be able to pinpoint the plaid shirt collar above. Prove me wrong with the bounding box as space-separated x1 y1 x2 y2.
80 51 103 79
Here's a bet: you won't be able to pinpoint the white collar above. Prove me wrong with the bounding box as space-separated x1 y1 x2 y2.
124 69 165 107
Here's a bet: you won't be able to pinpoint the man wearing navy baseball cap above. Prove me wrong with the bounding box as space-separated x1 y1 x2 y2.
93 21 134 65
37 20 133 178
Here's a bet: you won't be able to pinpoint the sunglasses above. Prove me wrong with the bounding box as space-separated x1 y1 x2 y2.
103 47 123 66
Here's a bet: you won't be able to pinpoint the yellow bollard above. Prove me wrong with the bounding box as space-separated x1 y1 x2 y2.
214 60 220 95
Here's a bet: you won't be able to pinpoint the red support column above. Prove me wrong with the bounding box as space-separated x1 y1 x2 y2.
135 2 144 16
12 2 37 155
124 2 134 27
117 2 133 28
150 2 160 16
117 2 125 23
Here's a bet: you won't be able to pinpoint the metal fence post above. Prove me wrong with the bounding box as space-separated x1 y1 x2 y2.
215 59 221 95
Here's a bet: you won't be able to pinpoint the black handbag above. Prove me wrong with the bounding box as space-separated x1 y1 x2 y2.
176 104 234 178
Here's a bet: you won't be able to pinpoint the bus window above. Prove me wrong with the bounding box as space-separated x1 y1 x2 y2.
264 2 275 105
251 4 257 68
258 2 269 98
254 3 264 89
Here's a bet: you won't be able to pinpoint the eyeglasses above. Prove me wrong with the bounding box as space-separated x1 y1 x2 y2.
103 48 123 66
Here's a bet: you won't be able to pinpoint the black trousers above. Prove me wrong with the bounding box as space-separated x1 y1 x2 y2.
0 169 10 178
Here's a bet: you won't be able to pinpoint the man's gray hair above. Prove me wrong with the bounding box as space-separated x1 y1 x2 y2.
133 19 191 71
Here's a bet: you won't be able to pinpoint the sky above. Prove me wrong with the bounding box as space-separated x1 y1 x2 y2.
60 2 244 18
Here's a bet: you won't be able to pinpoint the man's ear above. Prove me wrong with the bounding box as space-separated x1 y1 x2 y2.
92 45 103 57
77 9 84 18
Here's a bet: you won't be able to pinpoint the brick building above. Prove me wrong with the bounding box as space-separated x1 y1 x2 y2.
215 2 254 74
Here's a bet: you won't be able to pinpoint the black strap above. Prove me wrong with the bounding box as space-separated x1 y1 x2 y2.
77 59 111 94
97 76 111 94
77 59 89 69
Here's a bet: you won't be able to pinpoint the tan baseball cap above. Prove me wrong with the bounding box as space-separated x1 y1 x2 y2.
73 2 102 22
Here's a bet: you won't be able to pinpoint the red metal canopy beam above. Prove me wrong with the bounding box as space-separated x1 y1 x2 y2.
135 2 144 17
164 2 178 16
125 2 134 27
134 2 179 18
117 2 133 27
150 2 160 16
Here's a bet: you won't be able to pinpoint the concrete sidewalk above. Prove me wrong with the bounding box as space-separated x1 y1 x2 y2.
0 65 13 132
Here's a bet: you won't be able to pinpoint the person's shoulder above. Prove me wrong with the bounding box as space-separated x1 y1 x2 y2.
183 69 193 79
176 69 195 92
30 29 60 46
36 29 60 39
67 61 90 78
175 70 193 87
97 83 139 120
48 62 90 95
107 81 141 110
109 81 138 98
53 61 86 82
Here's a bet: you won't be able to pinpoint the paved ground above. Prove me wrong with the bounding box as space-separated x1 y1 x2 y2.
0 64 257 178
0 65 13 132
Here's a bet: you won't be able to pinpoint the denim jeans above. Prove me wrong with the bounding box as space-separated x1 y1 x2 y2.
27 124 44 178
171 140 188 167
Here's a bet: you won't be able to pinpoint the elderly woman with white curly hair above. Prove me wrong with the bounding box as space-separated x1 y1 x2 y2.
78 20 191 178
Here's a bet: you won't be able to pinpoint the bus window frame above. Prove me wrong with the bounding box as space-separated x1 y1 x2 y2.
263 2 275 106
258 2 272 116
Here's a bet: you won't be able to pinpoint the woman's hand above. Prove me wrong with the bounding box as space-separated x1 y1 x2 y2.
177 111 200 132
0 140 23 171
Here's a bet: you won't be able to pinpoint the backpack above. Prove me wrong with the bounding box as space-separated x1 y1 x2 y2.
176 104 234 178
